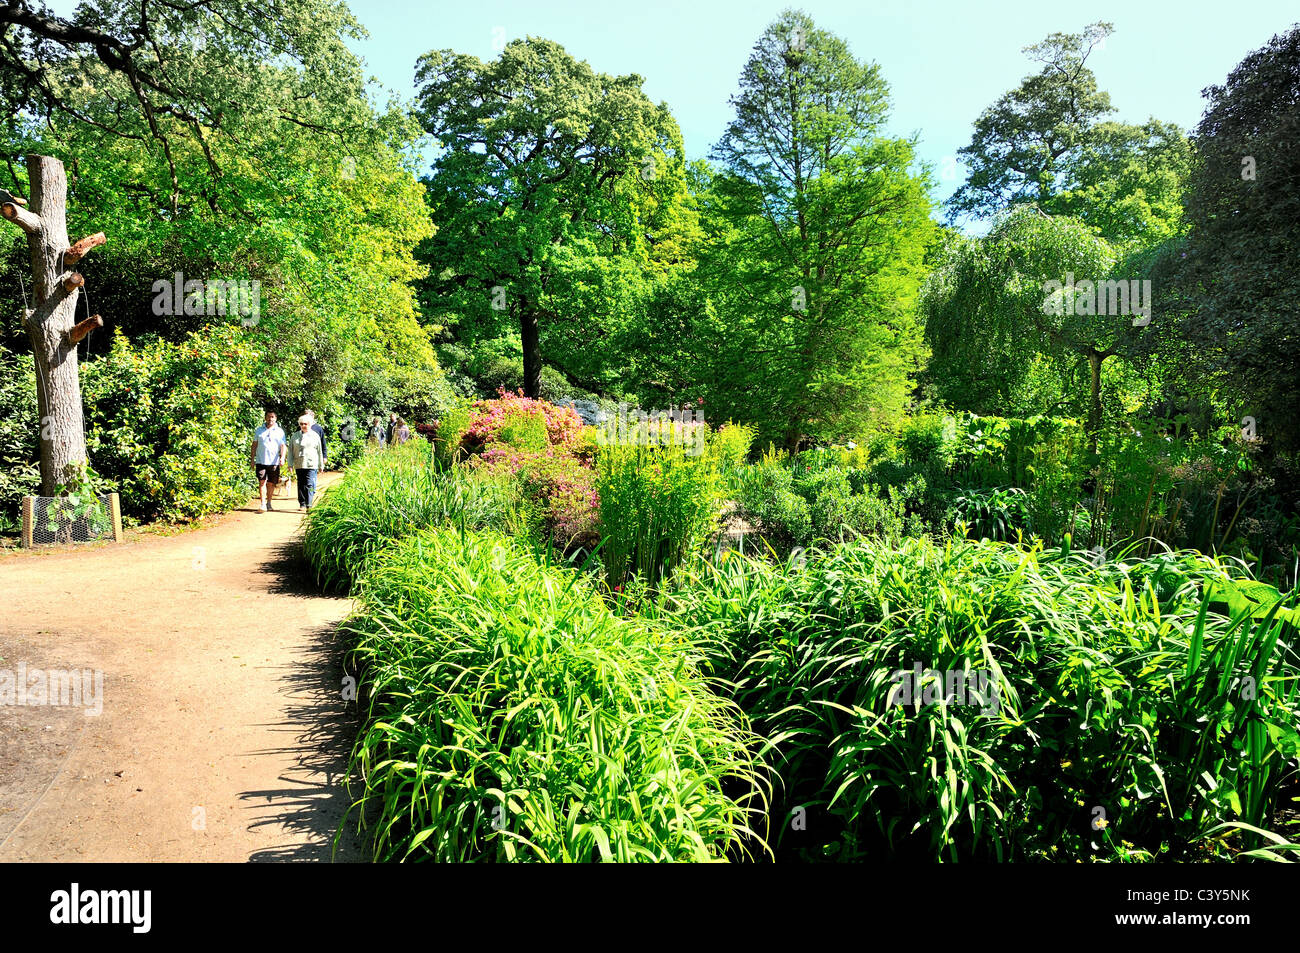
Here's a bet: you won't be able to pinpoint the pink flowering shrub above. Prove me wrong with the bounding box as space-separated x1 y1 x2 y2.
473 445 599 549
464 389 585 453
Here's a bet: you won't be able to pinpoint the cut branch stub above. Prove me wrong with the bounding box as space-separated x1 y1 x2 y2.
65 232 106 265
1 201 41 233
62 272 85 293
67 314 103 345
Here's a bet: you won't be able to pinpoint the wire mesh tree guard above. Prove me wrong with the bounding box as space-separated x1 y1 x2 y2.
20 492 122 547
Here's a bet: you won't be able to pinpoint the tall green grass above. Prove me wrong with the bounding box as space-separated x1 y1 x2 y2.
340 527 768 861
651 537 1300 861
301 441 517 591
596 443 721 589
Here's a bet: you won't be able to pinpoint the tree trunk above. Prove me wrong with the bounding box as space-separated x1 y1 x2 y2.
3 155 91 494
520 307 542 399
1087 350 1104 457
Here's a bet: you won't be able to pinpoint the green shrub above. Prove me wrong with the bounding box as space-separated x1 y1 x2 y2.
341 526 766 861
0 347 39 532
596 443 721 588
947 486 1033 541
734 458 812 550
494 404 549 451
81 326 259 522
301 441 516 591
708 422 756 484
472 445 599 550
431 401 472 467
655 538 1300 861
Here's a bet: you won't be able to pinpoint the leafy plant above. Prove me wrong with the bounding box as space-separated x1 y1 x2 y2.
340 526 767 861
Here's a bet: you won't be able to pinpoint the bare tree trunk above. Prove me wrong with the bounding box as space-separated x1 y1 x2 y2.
2 155 104 494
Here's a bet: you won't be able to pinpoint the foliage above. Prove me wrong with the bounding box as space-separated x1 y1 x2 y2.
301 441 518 591
431 402 472 468
463 392 586 454
341 526 766 861
79 326 259 523
947 486 1032 541
1179 24 1300 454
653 536 1300 861
472 446 599 551
0 346 39 532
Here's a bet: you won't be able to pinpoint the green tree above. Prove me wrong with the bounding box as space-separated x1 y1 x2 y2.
413 38 682 398
948 22 1115 220
1046 119 1191 247
705 9 934 448
922 206 1143 451
1180 24 1300 453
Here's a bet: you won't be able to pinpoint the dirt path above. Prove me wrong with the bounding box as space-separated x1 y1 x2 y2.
0 475 365 862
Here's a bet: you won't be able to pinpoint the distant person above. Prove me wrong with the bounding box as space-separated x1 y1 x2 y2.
250 411 287 513
385 412 399 447
367 416 386 450
288 415 324 511
394 417 411 445
305 409 328 470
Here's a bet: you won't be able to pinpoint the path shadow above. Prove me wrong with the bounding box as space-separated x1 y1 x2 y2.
241 620 367 862
258 539 326 600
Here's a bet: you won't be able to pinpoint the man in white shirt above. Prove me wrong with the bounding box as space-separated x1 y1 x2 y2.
250 411 287 513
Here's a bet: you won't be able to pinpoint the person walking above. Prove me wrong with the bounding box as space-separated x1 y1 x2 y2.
385 411 399 447
367 416 387 450
393 416 411 445
250 410 287 513
305 409 329 470
287 415 324 511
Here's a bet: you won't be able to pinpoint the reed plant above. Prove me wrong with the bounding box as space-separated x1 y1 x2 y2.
596 443 721 589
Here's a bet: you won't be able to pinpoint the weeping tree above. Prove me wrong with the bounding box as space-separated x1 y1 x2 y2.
922 205 1155 453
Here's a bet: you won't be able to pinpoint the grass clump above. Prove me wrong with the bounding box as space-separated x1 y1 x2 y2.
340 526 767 862
301 441 516 591
652 537 1300 862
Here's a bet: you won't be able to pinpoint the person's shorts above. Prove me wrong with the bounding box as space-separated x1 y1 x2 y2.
256 463 281 484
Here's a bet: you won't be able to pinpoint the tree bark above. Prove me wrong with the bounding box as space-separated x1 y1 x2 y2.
520 307 542 399
1087 350 1104 457
7 155 91 494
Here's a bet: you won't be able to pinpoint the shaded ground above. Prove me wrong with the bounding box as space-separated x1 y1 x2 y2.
0 474 365 862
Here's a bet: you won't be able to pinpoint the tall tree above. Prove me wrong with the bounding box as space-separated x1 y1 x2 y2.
706 9 934 448
1180 24 1300 453
414 38 681 398
948 22 1114 220
2 153 105 493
